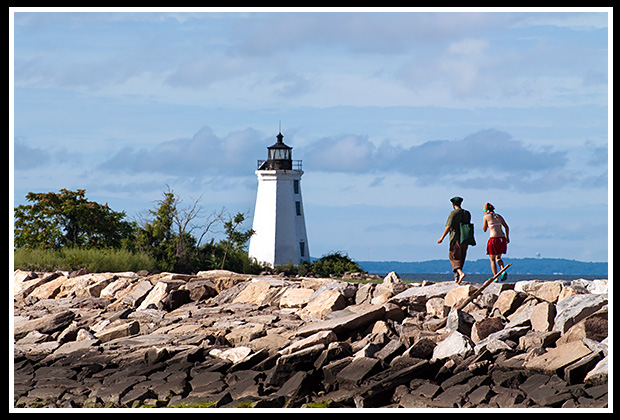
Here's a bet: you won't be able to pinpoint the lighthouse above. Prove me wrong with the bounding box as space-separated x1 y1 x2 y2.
248 131 310 267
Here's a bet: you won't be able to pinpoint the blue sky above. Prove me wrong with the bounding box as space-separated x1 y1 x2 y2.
10 8 611 264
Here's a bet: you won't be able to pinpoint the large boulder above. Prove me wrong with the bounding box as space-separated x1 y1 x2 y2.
297 289 346 320
492 290 526 317
471 317 504 344
431 331 474 361
553 293 608 334
279 288 315 309
232 279 288 306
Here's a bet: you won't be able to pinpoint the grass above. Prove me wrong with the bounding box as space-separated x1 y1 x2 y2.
168 401 217 408
14 247 158 273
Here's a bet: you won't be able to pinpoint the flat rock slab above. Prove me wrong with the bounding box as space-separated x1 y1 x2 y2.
524 340 592 375
336 357 381 387
295 304 385 338
390 282 461 304
14 310 75 340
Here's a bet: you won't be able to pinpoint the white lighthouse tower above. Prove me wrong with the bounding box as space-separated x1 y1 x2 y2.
248 131 310 267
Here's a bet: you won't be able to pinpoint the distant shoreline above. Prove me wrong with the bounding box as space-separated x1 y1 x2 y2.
357 257 608 277
373 272 607 285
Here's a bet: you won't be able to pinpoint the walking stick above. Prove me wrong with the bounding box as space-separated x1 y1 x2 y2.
434 263 513 330
452 263 512 312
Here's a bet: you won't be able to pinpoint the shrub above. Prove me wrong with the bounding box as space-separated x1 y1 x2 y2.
275 251 365 278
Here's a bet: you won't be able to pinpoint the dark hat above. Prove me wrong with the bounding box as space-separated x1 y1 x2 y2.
450 196 463 205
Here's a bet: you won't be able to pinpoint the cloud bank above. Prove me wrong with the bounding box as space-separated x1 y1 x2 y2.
100 126 265 177
302 129 587 192
96 126 604 194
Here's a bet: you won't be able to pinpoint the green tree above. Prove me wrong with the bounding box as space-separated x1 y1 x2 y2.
135 191 179 271
220 212 255 269
14 189 134 249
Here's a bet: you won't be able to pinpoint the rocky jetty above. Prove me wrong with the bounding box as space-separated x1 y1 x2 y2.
13 268 609 409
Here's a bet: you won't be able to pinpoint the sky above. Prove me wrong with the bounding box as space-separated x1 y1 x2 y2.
10 8 612 265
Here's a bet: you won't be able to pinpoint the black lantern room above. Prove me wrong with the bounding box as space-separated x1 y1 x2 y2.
261 132 292 170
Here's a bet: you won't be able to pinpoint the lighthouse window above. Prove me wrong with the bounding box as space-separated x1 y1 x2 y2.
300 242 305 257
293 180 299 194
269 148 291 160
295 201 301 216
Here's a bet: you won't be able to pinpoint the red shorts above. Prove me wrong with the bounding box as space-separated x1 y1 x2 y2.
486 237 507 255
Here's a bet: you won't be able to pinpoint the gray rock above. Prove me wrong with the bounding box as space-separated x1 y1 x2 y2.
432 331 474 361
390 282 460 305
446 308 475 336
14 310 75 340
554 293 608 333
95 320 140 343
122 280 154 308
336 356 381 388
296 304 385 338
584 355 608 385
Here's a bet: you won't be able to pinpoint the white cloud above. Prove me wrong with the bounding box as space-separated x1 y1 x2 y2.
301 129 585 193
99 126 266 177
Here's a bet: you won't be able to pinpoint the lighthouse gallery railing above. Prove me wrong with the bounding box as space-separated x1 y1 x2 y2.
257 160 303 171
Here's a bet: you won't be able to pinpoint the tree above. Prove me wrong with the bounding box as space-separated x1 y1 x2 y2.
14 189 134 249
134 191 179 271
220 212 255 269
134 189 244 273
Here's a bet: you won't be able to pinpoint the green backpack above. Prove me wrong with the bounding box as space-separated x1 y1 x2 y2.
459 210 476 246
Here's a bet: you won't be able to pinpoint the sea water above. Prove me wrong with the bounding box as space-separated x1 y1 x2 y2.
372 272 607 284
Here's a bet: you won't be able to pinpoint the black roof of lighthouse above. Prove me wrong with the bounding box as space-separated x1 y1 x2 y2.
268 132 292 150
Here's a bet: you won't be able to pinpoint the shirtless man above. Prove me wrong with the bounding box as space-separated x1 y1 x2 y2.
482 203 510 281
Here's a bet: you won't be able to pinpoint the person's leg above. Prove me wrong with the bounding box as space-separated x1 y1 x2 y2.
450 241 466 283
497 254 507 281
455 268 466 284
489 255 498 276
456 243 467 284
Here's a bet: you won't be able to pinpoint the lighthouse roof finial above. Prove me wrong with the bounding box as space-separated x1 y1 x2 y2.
276 121 285 144
276 121 283 143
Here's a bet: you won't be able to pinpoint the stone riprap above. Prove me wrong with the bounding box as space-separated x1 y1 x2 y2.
13 269 608 408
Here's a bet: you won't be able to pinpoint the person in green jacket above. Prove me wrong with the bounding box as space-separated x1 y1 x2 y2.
437 196 471 284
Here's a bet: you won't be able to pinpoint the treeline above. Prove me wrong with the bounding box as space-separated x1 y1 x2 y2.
13 188 262 274
13 188 367 277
